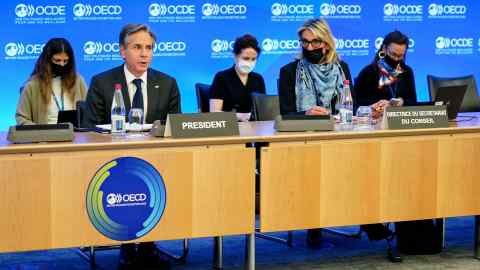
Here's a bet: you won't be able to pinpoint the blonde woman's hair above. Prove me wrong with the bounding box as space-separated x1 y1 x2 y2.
297 18 339 63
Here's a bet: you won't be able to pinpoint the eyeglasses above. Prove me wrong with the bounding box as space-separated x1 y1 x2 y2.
300 39 324 48
386 48 405 61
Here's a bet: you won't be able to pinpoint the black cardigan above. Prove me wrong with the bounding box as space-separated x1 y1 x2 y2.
353 62 417 111
278 60 352 115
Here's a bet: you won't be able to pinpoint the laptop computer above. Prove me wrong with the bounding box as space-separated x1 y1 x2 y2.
57 110 78 127
433 85 467 120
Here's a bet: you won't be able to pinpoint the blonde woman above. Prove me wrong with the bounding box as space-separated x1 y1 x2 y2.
16 38 87 124
278 18 352 116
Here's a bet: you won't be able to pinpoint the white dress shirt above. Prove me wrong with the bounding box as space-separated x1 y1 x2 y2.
124 65 148 122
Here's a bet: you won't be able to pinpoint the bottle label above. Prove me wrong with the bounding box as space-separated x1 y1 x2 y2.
111 115 125 133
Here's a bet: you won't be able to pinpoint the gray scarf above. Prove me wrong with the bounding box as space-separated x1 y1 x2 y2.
295 59 344 112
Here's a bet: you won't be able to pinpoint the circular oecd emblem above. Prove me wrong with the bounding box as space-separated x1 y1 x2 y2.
211 39 223 53
375 37 384 50
262 39 274 52
83 41 96 55
15 4 28 17
384 3 394 16
435 37 446 49
271 3 282 16
73 3 87 17
320 3 331 16
86 157 167 241
428 4 438 16
149 3 161 17
202 3 214 16
5 43 18 57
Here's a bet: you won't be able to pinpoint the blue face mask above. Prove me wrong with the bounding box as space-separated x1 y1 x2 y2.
236 59 256 74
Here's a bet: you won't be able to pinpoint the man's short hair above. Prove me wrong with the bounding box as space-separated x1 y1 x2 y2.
119 24 156 48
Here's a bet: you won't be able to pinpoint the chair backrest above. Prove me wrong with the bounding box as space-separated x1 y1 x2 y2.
195 83 211 113
251 93 280 121
427 74 480 112
76 100 87 128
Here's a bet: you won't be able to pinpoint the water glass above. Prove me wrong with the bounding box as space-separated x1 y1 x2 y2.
128 108 144 136
356 106 372 128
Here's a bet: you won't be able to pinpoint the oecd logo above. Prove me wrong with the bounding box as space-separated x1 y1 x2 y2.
202 3 247 16
15 3 66 17
436 36 473 49
4 42 44 58
428 3 466 17
261 38 300 53
73 3 122 17
73 3 87 16
154 41 187 52
384 3 422 16
320 3 361 16
83 41 119 55
86 157 166 241
271 3 314 16
4 43 20 57
15 4 32 17
271 3 283 16
335 39 369 49
211 39 234 53
149 3 195 17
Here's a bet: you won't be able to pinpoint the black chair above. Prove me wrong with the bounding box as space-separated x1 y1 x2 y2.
251 93 280 121
427 74 480 112
195 83 211 112
76 100 87 128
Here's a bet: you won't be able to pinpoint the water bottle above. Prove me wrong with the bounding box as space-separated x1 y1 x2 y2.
111 83 126 136
339 79 353 125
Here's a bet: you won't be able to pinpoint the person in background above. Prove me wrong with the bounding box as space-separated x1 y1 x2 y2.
354 30 417 262
209 34 266 121
353 30 416 118
278 18 352 247
16 38 87 124
83 23 179 270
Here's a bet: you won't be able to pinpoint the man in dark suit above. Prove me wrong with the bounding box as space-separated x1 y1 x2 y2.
83 23 179 270
83 23 180 128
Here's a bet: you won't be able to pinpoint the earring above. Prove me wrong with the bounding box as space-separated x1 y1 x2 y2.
378 51 386 59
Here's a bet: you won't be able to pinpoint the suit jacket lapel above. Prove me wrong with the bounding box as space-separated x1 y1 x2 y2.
146 69 158 122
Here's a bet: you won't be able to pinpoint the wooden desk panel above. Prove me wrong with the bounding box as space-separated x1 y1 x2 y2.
0 145 255 253
260 133 480 232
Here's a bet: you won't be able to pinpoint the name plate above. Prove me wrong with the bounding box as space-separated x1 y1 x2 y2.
164 112 239 138
382 105 448 130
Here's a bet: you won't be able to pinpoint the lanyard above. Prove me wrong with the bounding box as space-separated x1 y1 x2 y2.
388 83 399 99
52 88 64 111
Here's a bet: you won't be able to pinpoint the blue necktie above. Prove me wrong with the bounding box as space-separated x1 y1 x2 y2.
132 78 143 110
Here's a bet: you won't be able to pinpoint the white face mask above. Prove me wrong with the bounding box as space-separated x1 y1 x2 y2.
236 59 256 74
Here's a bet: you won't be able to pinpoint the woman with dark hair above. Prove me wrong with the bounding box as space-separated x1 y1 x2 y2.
353 30 417 118
16 37 87 124
209 34 266 121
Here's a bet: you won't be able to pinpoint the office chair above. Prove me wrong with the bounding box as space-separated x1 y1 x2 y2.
195 83 211 113
251 93 280 121
427 74 480 112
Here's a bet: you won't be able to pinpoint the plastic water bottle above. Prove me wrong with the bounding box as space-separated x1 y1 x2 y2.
339 80 353 125
111 83 126 136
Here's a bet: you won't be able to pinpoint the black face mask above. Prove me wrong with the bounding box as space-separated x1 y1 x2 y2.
384 54 402 68
51 63 66 77
303 47 324 64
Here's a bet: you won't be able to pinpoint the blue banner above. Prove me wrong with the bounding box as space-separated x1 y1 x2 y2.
1 0 479 129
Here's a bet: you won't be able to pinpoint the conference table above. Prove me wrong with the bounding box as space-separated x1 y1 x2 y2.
1 113 480 269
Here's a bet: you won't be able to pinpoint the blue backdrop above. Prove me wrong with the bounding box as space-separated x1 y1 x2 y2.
1 0 479 129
